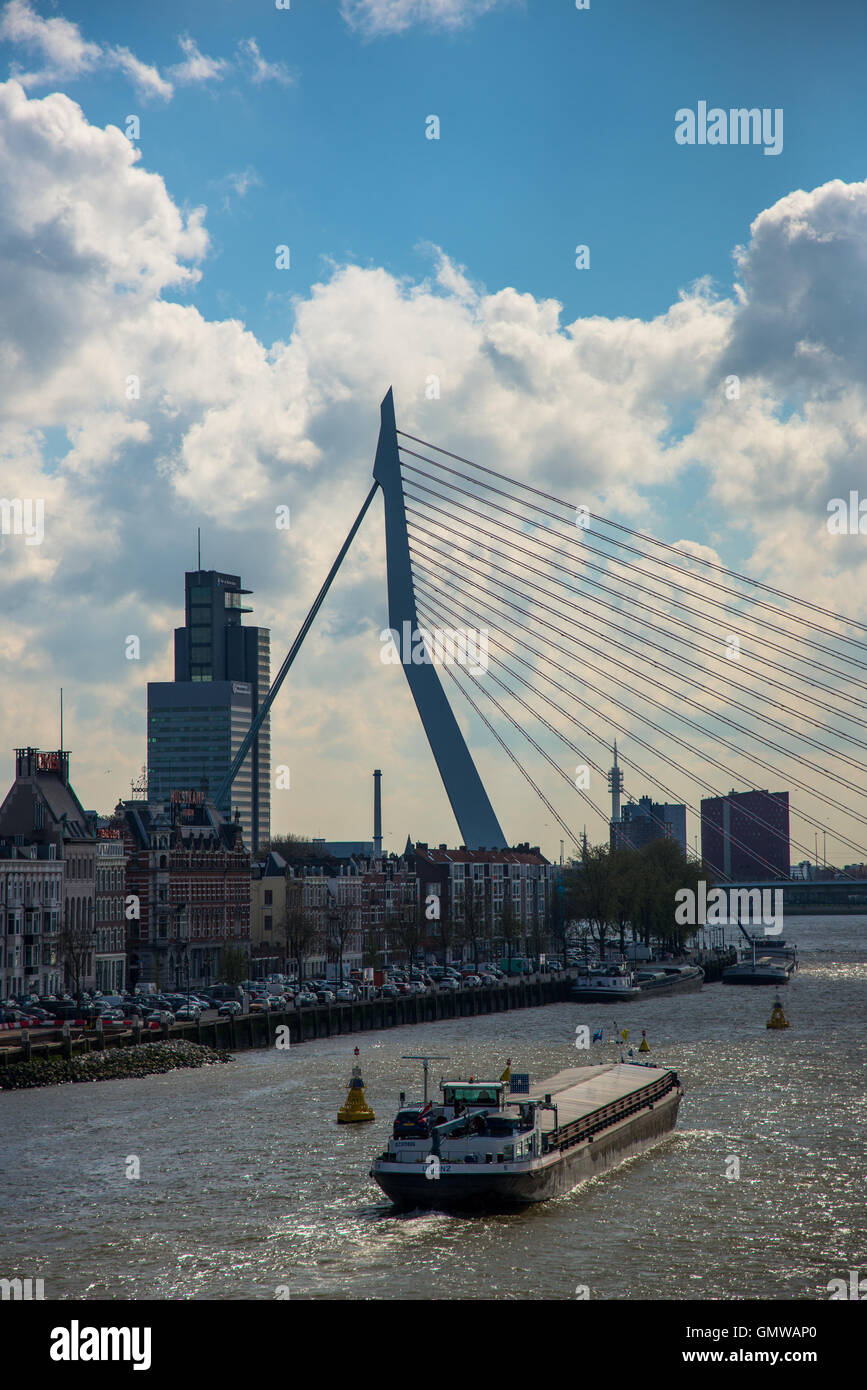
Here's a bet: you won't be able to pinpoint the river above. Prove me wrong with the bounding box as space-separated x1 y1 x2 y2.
1 916 864 1300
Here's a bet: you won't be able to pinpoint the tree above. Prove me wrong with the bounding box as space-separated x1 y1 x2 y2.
566 843 615 960
219 945 248 986
59 909 95 1003
498 898 520 972
388 904 424 970
327 897 359 983
283 888 319 984
459 878 488 969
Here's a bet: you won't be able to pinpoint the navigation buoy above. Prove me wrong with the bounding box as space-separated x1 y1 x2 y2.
337 1063 376 1123
638 1030 650 1053
766 997 790 1030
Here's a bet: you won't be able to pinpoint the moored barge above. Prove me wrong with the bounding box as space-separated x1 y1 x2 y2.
370 1061 683 1211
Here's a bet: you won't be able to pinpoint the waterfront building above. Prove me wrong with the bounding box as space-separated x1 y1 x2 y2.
411 842 555 957
0 839 63 997
0 748 97 993
700 788 790 881
113 794 250 991
94 824 126 993
611 796 687 854
147 568 271 853
251 847 417 978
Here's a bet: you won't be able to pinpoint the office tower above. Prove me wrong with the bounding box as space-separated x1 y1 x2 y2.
148 568 270 851
700 789 789 881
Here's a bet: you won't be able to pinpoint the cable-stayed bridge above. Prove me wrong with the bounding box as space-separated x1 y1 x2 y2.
218 390 867 881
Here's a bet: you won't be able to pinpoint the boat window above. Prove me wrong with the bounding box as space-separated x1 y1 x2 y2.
443 1086 500 1107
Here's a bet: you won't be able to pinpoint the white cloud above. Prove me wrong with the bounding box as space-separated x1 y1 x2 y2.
1 78 865 859
236 36 292 86
340 0 509 36
0 0 173 99
169 34 228 86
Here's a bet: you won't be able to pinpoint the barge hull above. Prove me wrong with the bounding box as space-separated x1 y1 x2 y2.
372 1090 681 1212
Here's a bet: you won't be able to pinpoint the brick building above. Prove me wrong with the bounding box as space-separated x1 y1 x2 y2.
0 749 97 993
113 793 250 991
0 840 63 998
411 842 555 957
701 789 790 881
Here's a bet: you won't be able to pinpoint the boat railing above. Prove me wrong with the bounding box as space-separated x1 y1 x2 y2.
541 1072 679 1156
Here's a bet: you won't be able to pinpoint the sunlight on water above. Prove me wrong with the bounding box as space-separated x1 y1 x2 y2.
1 917 864 1300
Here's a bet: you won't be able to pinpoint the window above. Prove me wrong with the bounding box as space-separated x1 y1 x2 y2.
264 890 272 905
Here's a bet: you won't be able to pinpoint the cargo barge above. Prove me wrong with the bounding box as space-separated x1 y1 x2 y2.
370 1061 683 1211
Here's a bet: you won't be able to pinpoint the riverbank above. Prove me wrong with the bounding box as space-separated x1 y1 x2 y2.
0 1039 232 1090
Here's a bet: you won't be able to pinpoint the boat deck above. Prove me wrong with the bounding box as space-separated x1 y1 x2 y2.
508 1063 672 1134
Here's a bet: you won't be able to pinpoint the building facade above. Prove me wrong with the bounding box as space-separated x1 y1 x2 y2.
701 789 790 881
0 841 63 998
0 748 97 994
148 568 271 852
94 828 126 993
114 794 250 991
611 797 688 854
412 843 555 956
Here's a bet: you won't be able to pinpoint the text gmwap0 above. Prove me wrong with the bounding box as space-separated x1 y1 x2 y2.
379 622 488 675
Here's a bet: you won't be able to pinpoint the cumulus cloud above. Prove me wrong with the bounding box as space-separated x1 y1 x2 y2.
169 34 228 86
340 0 510 36
235 36 292 86
0 0 173 99
1 78 865 858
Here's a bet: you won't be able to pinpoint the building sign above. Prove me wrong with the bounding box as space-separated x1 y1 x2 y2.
97 828 122 839
170 790 205 805
36 752 60 771
232 682 251 695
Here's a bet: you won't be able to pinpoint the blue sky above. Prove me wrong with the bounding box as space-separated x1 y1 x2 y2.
2 0 867 859
21 0 867 341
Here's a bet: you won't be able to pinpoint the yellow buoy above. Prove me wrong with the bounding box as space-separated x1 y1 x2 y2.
638 1029 650 1053
766 997 790 1030
337 1063 375 1123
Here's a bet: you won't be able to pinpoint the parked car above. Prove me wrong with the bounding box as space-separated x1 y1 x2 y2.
437 977 459 992
143 1009 175 1024
379 983 399 999
218 1001 243 1017
315 989 336 1004
295 991 317 1007
335 987 356 1002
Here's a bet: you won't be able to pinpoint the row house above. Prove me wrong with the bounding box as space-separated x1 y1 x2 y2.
412 842 555 955
0 840 63 998
94 826 127 993
251 850 418 978
113 793 250 991
0 748 97 994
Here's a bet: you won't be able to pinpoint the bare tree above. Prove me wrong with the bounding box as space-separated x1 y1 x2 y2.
58 909 94 1003
283 884 319 984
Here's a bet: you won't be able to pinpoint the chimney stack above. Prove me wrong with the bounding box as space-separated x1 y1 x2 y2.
373 769 382 857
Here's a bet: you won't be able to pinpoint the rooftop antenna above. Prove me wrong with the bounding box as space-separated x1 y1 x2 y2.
59 687 63 752
197 527 201 571
402 1054 450 1103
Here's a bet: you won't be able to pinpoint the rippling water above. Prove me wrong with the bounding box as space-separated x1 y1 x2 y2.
1 916 864 1301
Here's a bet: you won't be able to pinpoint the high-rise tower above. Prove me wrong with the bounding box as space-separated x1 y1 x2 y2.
607 740 623 824
147 568 271 852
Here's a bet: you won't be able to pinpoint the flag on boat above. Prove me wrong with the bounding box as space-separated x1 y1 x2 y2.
499 1058 511 1082
620 1028 629 1042
592 1028 603 1042
419 1101 432 1118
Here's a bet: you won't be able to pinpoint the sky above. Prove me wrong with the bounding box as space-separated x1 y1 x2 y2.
1 0 867 866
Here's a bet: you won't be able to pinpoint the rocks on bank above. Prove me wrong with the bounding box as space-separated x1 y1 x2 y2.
0 1040 233 1091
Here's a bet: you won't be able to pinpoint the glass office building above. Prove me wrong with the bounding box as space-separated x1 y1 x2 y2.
147 570 271 851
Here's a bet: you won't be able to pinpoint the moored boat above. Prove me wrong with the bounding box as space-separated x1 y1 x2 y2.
634 964 704 996
370 1060 683 1211
569 963 642 1002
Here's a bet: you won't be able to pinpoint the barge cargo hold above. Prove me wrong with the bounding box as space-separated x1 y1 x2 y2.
370 1061 683 1211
